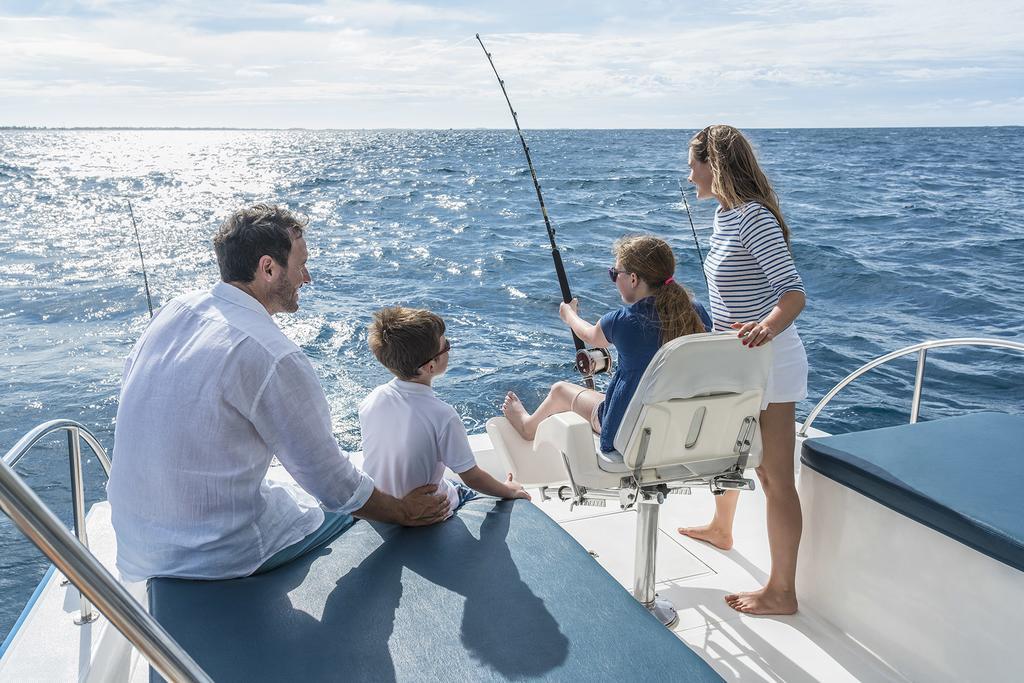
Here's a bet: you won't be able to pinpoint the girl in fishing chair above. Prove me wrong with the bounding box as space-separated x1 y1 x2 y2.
502 235 712 454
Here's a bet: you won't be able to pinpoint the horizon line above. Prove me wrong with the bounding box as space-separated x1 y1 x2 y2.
2 124 1021 131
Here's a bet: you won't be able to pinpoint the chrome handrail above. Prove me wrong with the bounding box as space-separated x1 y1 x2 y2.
3 419 112 623
799 337 1024 437
0 448 212 682
3 419 112 473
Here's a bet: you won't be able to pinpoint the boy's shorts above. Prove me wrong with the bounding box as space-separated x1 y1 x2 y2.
448 479 479 511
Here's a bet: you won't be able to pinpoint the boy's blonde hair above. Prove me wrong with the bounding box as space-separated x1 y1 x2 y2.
368 306 446 380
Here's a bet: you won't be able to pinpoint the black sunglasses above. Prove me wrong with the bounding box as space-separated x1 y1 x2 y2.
419 339 451 367
608 267 630 283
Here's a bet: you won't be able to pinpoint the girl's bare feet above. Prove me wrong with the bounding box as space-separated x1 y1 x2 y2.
501 391 534 440
677 524 734 550
724 587 798 615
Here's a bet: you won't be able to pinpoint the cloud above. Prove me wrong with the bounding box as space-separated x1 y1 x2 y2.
890 67 992 81
0 78 155 98
0 0 1021 127
0 37 190 69
304 1 491 28
234 67 273 79
727 0 876 19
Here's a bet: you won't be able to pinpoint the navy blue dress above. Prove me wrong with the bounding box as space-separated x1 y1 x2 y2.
597 298 712 453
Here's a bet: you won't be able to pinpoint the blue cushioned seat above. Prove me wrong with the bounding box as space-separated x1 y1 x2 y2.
801 412 1024 573
149 498 721 682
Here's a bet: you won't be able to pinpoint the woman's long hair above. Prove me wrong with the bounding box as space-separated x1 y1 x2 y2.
614 235 706 345
689 125 791 245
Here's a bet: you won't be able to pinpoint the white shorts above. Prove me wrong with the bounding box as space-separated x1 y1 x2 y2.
762 324 808 410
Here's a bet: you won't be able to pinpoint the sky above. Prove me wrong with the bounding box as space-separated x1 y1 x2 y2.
0 0 1021 128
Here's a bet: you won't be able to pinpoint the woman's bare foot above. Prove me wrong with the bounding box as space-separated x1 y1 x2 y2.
677 524 734 550
724 587 797 615
502 391 534 441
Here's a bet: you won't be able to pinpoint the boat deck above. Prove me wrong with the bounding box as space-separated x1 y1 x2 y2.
531 482 904 682
1 431 908 682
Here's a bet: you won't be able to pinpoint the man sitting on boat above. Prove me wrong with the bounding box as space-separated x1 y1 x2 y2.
106 204 449 582
360 306 531 514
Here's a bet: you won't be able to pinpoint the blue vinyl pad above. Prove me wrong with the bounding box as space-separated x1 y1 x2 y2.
801 412 1024 573
149 498 721 682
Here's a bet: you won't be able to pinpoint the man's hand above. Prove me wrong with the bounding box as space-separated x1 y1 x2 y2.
505 473 532 501
400 484 450 526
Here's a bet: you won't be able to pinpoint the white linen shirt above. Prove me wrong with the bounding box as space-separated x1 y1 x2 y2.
359 379 476 513
107 282 374 582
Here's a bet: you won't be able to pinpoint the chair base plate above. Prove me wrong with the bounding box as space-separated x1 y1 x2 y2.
643 595 679 628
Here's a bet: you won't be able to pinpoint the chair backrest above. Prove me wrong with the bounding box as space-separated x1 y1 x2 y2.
613 332 772 471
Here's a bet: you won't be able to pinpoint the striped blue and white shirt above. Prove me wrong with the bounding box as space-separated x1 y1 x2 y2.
704 202 804 331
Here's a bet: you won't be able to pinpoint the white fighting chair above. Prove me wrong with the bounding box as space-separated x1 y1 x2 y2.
487 332 772 627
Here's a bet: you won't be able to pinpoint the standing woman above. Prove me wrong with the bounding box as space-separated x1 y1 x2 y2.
678 125 808 615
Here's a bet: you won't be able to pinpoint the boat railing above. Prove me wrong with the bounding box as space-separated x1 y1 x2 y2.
1 421 212 683
3 419 112 623
799 337 1024 437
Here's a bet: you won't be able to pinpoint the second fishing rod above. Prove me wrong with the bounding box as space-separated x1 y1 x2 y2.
476 34 609 389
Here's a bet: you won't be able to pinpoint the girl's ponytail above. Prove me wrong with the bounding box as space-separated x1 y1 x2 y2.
654 279 706 345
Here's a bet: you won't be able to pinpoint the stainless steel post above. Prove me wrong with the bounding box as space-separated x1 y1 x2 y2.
632 496 678 627
633 499 658 605
67 427 96 624
910 348 928 424
0 459 212 683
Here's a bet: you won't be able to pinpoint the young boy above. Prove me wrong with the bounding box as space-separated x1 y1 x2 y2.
360 306 530 515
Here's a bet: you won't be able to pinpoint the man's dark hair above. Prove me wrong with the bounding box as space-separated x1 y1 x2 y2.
213 204 308 283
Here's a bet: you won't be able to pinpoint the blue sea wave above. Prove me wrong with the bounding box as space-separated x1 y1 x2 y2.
1 127 1022 639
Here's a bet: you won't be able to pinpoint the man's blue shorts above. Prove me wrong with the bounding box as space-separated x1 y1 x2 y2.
254 480 478 575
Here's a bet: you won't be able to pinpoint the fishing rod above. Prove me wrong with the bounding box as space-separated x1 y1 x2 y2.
476 34 603 387
127 200 154 319
679 181 709 289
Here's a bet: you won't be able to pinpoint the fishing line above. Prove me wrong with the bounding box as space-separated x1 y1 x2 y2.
679 181 709 289
476 34 599 387
127 199 154 319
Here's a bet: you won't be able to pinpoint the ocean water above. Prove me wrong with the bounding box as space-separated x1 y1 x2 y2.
1 127 1022 641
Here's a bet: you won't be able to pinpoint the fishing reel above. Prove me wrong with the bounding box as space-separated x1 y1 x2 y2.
575 347 613 378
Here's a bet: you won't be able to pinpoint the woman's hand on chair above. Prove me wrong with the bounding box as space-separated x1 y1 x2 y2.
731 321 775 347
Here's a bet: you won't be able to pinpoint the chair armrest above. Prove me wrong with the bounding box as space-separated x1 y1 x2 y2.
485 417 569 487
535 413 621 490
534 412 593 458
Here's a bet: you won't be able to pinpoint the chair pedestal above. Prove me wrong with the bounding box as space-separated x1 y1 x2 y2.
633 493 678 628
488 333 771 632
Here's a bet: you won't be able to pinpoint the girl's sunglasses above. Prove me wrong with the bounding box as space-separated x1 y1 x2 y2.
608 267 629 283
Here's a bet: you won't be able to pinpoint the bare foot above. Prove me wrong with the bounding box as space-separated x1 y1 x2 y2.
502 391 534 441
724 587 798 615
677 524 734 550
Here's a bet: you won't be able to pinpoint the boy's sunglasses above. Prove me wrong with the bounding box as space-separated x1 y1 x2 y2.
419 339 451 367
608 267 630 283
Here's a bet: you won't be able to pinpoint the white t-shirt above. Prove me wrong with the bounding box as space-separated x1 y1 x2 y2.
359 378 477 513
